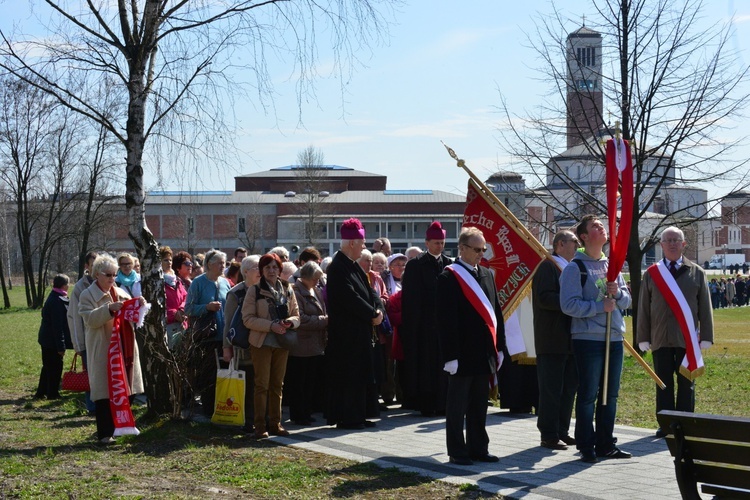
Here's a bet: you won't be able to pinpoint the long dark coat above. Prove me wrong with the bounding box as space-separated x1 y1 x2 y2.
400 251 452 405
325 251 383 425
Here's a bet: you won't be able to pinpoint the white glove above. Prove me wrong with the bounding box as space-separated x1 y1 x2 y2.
443 359 458 375
699 341 712 351
638 342 651 352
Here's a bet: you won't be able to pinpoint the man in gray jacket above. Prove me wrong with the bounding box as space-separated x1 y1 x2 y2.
637 226 713 438
560 215 631 463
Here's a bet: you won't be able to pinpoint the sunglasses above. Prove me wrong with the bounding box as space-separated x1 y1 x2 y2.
462 243 487 254
182 261 193 267
101 273 117 278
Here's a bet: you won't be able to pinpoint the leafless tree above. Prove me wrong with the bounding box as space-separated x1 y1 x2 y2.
497 0 750 342
0 1 396 414
294 145 331 246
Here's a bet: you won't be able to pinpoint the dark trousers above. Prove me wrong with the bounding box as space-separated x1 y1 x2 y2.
536 353 578 441
36 347 63 399
445 374 490 459
188 341 222 417
285 355 322 422
653 347 695 418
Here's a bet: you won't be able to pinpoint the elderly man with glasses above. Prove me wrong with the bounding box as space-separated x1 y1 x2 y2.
637 226 714 438
436 226 505 465
533 230 580 451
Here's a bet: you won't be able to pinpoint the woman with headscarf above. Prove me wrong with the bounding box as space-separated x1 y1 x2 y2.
222 254 261 433
79 254 145 443
185 249 231 418
242 253 300 439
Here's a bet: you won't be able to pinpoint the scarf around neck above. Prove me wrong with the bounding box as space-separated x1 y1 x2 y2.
117 269 138 288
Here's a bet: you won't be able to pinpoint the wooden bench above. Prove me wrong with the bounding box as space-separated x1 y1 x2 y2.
657 410 750 499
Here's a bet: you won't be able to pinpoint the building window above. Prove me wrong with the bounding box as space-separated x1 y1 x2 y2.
187 217 194 234
238 217 246 234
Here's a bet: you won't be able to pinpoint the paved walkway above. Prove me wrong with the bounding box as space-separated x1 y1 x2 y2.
272 406 688 499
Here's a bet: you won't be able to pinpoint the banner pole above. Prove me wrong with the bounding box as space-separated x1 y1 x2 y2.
603 308 612 404
441 142 550 257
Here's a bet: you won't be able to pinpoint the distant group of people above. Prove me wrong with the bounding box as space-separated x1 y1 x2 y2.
35 215 716 465
709 275 750 309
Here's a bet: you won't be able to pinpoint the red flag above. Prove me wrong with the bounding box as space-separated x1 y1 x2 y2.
605 138 634 280
462 179 548 319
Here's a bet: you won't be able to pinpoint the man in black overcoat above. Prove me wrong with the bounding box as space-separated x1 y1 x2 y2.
325 218 385 430
401 221 453 415
533 230 579 450
437 227 505 465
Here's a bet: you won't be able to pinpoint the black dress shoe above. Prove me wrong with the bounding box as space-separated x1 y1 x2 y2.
655 428 668 438
560 435 576 446
597 447 632 459
336 422 365 430
363 420 376 428
470 453 499 463
449 456 473 466
541 440 568 450
580 451 597 463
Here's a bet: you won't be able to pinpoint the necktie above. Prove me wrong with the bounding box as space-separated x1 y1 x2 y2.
669 261 678 277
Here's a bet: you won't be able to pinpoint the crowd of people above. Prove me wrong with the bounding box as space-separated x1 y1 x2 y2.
34 216 718 464
708 275 750 309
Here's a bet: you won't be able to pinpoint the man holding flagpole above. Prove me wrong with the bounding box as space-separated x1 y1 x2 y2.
637 226 713 438
437 227 505 465
560 215 631 463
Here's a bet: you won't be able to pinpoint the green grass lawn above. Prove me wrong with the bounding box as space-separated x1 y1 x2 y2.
0 286 495 499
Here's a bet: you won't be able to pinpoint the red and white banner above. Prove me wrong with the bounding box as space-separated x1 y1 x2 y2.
647 262 705 380
108 298 149 437
605 138 634 281
462 179 548 320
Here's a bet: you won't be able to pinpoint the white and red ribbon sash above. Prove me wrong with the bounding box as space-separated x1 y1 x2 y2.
108 297 149 437
647 262 704 380
445 264 502 383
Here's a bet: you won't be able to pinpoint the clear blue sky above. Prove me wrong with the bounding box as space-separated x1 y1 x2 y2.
3 1 749 196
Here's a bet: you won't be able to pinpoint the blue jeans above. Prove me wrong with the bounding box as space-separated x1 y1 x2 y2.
572 339 623 455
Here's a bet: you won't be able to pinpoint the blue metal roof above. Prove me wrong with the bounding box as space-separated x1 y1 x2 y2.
148 190 233 196
272 165 352 171
384 190 433 195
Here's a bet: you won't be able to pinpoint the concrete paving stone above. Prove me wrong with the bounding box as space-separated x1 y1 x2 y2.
276 406 683 499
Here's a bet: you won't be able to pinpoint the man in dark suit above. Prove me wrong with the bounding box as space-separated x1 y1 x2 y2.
325 218 385 430
401 221 453 415
533 230 579 450
437 227 505 465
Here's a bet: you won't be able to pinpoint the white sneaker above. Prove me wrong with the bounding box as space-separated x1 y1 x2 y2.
99 436 116 445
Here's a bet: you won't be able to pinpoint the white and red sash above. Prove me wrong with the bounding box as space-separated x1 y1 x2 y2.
445 264 503 382
108 297 150 437
647 262 704 380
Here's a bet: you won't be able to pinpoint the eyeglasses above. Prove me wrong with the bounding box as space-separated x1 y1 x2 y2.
462 243 487 254
662 238 684 244
101 272 117 278
566 239 580 245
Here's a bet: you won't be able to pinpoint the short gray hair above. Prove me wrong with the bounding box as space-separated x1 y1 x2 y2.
241 255 260 274
660 226 685 242
299 261 324 281
92 254 118 277
204 249 227 268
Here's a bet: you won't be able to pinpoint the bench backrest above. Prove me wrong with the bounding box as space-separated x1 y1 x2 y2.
657 410 750 494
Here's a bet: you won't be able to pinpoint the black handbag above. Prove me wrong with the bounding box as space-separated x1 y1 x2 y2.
227 286 250 349
188 282 219 342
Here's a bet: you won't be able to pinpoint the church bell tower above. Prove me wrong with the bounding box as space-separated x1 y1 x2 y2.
566 25 604 148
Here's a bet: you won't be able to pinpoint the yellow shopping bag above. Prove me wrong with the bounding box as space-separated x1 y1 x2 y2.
212 353 246 426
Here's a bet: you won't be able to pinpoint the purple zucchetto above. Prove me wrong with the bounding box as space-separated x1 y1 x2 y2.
425 221 446 240
340 218 366 240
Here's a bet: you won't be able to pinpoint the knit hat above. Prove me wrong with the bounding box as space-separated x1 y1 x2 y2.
341 218 366 239
387 253 407 266
425 221 446 240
